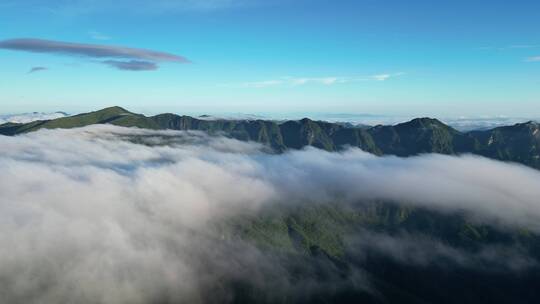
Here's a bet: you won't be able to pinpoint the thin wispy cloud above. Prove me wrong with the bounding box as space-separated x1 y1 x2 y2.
508 45 539 49
231 73 404 88
27 66 48 74
6 0 266 16
288 77 340 86
0 38 189 72
478 45 540 63
240 80 285 88
371 74 392 81
0 38 188 62
88 30 111 41
477 45 539 51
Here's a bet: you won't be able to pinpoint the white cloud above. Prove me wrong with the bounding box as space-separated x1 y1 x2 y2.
527 56 540 62
88 30 111 40
1 125 540 302
370 72 405 81
372 74 390 81
508 45 538 49
240 79 284 88
442 116 540 131
231 73 404 88
0 111 69 124
288 77 340 86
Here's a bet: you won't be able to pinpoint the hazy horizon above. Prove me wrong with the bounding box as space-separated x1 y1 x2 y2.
2 106 539 132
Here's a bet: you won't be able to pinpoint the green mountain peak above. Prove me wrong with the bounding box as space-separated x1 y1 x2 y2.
96 106 132 115
1 107 539 170
398 117 451 130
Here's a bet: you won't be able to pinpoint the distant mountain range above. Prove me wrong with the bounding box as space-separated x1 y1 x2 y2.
1 106 539 169
3 106 540 303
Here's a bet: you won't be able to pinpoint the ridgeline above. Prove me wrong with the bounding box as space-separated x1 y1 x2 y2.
1 106 539 169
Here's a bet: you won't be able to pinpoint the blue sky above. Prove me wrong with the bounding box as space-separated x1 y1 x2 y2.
0 0 539 117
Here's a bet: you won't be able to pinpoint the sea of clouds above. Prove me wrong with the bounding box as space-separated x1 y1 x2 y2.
180 112 539 131
1 125 540 303
0 112 69 124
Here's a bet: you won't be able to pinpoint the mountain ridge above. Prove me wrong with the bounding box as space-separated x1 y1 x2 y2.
1 106 539 169
2 107 540 303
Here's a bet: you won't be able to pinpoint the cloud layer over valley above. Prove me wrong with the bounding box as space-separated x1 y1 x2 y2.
1 125 540 303
0 112 69 124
